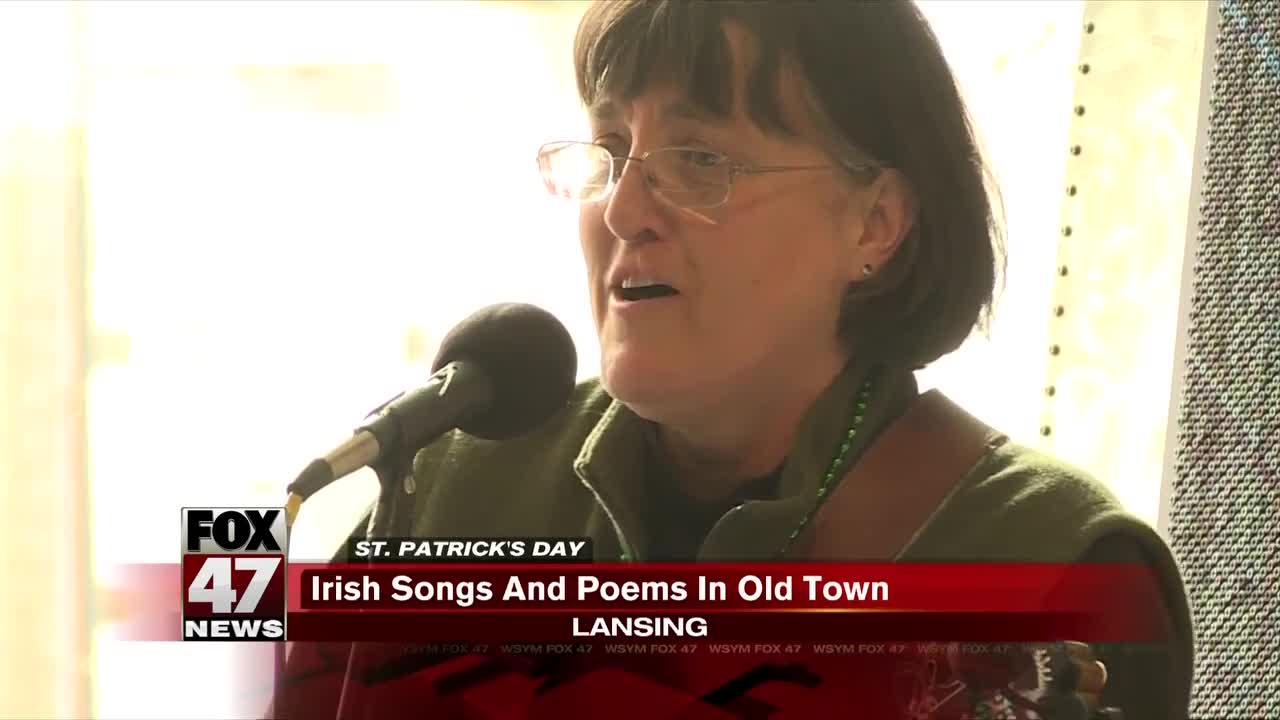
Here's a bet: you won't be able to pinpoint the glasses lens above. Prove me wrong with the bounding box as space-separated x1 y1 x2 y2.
538 142 613 201
647 148 732 208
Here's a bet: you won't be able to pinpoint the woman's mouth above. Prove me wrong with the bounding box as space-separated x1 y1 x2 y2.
614 276 680 302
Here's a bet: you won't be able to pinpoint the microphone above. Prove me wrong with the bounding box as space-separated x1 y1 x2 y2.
283 303 577 524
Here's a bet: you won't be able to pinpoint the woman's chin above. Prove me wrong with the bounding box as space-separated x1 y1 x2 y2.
599 353 693 420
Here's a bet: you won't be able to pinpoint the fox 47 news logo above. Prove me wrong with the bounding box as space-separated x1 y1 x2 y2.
181 508 287 641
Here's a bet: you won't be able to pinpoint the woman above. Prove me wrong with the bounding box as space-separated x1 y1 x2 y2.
328 2 1192 718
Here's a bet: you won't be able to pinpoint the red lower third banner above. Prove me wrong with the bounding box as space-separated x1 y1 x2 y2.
283 562 1161 643
107 562 1168 719
113 561 1165 643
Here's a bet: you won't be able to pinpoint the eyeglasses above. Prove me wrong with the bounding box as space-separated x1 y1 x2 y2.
537 140 879 210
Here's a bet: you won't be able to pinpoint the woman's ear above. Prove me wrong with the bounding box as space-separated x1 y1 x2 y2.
855 168 918 276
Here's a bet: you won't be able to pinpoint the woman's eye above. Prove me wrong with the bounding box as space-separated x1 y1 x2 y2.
592 135 629 157
678 149 724 168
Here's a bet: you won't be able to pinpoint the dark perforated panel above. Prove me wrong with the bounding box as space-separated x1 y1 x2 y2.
1171 0 1280 715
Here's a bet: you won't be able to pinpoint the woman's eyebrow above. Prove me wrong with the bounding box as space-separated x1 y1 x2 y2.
658 100 727 126
588 98 730 128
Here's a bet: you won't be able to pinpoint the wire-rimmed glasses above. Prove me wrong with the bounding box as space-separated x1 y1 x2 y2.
537 140 879 210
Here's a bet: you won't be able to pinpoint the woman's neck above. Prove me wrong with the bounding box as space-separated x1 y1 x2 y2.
655 352 849 504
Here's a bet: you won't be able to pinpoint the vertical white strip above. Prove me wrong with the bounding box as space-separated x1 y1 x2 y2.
1044 0 1212 526
0 1 89 717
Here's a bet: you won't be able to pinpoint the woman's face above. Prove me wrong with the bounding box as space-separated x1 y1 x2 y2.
579 27 871 423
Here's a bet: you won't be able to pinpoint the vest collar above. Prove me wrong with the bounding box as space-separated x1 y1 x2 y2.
573 359 918 561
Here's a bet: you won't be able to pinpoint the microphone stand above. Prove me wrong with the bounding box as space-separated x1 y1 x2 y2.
333 451 410 720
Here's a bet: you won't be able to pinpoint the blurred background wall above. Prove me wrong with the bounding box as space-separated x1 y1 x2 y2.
0 1 1212 717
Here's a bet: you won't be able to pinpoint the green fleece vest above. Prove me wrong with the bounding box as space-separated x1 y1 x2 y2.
353 360 1192 714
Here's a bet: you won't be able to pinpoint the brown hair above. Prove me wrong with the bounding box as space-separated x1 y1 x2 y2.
574 0 1005 368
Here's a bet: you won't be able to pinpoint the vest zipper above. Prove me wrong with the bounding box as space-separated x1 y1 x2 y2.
573 463 636 561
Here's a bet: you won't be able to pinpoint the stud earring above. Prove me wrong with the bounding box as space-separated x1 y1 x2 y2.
862 263 874 277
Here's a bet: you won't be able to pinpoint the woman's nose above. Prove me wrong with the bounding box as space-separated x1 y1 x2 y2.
603 155 664 245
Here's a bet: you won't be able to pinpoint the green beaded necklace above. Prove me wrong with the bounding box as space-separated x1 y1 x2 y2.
776 377 874 559
619 377 875 561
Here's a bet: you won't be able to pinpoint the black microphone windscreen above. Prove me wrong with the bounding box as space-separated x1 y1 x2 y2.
432 303 577 440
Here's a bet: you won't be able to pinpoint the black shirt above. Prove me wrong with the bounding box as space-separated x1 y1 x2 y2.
641 424 782 562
